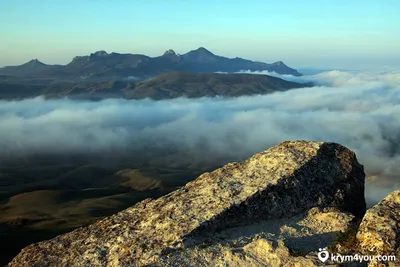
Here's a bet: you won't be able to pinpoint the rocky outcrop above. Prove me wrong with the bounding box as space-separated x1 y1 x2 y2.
356 190 400 256
7 141 366 266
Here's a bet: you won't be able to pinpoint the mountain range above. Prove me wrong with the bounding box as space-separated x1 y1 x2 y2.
0 47 302 80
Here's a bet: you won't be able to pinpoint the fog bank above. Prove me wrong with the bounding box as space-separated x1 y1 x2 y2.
1 70 399 206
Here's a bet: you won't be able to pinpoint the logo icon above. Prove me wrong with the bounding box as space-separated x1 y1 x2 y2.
318 247 329 262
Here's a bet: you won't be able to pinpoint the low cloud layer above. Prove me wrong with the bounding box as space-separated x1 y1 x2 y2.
1 70 399 206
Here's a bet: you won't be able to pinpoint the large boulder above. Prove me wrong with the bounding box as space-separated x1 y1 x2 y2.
7 141 366 267
356 189 400 256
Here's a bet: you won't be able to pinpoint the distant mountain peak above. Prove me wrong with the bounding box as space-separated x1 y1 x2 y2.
192 47 214 55
24 59 46 67
92 50 108 56
163 49 177 56
29 59 41 63
182 47 217 62
71 55 88 62
272 61 286 66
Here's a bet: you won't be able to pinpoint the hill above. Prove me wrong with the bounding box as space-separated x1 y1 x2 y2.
124 72 311 100
0 47 302 80
0 72 313 100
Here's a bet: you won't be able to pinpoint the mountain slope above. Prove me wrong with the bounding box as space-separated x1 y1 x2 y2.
0 59 63 77
0 48 302 79
0 72 312 100
125 72 309 99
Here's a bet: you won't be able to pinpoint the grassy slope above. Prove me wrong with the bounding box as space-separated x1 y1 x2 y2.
0 72 312 100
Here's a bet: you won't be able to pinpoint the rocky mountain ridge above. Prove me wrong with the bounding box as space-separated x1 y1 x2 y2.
7 141 400 266
0 47 302 79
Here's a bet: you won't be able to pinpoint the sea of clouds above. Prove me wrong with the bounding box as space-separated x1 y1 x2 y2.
0 69 399 206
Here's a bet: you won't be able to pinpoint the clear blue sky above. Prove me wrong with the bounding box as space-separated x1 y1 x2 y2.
1 0 399 69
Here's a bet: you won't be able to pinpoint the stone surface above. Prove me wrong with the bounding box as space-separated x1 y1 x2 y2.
157 207 356 266
357 189 400 256
158 238 321 267
7 141 366 267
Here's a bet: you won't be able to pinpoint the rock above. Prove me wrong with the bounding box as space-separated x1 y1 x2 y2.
161 238 320 267
243 239 322 267
7 141 366 266
356 189 400 256
157 206 356 266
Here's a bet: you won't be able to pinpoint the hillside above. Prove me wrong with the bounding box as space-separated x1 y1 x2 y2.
0 47 302 79
0 72 313 100
124 72 311 100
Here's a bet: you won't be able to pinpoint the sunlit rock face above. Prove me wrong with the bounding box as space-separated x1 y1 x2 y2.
357 189 400 256
7 141 366 267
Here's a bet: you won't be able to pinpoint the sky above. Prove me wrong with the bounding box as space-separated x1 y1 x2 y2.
1 69 400 206
0 0 399 69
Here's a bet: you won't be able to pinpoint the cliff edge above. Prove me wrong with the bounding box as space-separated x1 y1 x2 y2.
8 141 370 266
